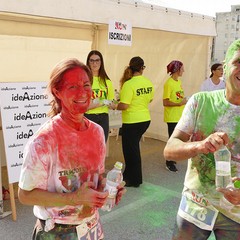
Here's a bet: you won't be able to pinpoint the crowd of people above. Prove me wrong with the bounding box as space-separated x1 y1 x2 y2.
18 39 240 239
18 51 154 239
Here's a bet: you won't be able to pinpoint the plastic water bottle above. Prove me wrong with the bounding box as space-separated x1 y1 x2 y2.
214 145 232 188
114 89 120 101
101 161 123 212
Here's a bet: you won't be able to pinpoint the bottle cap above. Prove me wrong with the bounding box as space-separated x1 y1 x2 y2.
114 161 123 170
234 180 240 189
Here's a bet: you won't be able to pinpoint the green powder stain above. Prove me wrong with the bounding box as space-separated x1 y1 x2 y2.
137 184 180 228
224 40 240 65
144 210 170 227
234 180 240 189
224 40 240 78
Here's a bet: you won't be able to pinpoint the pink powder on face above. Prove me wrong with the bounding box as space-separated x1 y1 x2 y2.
57 68 92 115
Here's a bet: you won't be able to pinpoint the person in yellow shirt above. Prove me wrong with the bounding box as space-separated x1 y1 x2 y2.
163 60 187 172
85 50 116 142
117 56 154 187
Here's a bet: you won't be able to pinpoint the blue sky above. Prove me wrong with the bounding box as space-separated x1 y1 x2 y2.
141 0 240 16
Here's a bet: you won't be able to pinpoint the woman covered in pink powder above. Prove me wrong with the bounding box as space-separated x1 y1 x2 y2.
18 58 125 240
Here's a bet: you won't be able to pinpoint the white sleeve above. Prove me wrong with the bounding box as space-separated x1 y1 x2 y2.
19 139 50 191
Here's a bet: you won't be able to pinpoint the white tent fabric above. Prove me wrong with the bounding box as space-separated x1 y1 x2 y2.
0 0 216 36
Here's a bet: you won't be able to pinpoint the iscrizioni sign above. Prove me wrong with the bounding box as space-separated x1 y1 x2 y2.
108 19 132 46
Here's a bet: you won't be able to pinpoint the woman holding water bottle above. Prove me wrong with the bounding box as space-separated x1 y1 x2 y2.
18 58 125 240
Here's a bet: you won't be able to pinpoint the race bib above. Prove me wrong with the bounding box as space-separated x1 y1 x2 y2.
76 216 103 240
178 195 218 230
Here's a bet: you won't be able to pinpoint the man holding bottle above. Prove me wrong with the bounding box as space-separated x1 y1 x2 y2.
164 40 240 239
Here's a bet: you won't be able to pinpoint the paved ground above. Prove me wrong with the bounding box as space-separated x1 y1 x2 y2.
0 136 216 240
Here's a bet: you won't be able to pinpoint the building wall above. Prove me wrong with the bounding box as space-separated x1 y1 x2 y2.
213 5 240 63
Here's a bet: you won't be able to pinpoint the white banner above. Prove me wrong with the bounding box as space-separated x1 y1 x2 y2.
108 19 132 46
0 82 50 183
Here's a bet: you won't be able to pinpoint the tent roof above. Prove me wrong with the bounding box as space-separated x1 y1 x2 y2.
0 0 216 36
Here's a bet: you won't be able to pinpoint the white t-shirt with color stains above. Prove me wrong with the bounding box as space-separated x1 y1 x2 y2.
19 114 105 225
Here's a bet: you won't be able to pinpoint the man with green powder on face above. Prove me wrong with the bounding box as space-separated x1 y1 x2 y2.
164 39 240 239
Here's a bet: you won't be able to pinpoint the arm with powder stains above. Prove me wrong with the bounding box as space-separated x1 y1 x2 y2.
18 180 108 208
164 129 229 161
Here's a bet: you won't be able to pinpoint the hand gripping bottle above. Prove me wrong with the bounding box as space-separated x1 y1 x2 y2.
101 161 123 212
214 145 232 188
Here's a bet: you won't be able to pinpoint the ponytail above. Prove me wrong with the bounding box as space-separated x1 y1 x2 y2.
120 66 133 89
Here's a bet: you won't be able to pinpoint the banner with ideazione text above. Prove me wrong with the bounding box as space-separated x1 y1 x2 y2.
0 82 50 183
